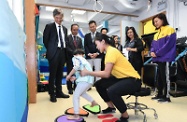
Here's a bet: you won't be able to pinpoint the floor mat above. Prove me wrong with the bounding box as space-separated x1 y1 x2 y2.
82 104 101 114
97 114 114 119
102 117 118 122
65 107 89 117
55 114 85 122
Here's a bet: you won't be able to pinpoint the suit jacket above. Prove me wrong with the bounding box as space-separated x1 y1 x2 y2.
43 22 68 60
66 34 83 60
84 32 102 59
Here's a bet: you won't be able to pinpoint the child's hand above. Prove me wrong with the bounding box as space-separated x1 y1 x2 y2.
66 75 71 81
70 76 76 82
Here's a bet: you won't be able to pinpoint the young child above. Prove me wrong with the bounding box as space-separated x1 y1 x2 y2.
66 49 98 120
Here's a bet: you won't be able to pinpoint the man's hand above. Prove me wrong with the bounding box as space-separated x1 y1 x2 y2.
88 53 93 58
92 53 98 58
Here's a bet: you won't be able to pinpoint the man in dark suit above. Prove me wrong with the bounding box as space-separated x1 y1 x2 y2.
100 28 108 71
43 8 69 102
100 28 108 35
66 24 83 94
84 20 102 82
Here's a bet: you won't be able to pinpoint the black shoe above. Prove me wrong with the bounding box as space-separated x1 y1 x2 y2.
158 98 171 103
87 88 92 91
116 116 129 122
56 93 70 98
68 90 73 95
50 95 57 102
151 95 163 100
102 107 116 114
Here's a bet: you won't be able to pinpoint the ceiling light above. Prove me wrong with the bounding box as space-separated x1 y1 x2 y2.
71 10 86 15
45 6 56 11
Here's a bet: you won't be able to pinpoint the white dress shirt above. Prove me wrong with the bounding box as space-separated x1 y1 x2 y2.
55 22 66 48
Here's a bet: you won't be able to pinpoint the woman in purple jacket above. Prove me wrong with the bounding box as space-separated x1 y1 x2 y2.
150 13 176 103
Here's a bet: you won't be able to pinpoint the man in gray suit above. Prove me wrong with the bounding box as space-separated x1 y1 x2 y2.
43 9 70 102
66 24 83 94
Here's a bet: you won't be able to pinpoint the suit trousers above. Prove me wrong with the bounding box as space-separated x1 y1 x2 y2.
48 48 66 96
66 58 76 91
87 58 101 81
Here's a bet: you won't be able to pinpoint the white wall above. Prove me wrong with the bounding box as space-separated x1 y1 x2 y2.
133 0 171 25
7 0 24 29
133 0 187 38
120 19 140 46
177 2 187 37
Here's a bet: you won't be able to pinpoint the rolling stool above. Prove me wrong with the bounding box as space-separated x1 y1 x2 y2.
126 63 159 122
126 88 158 122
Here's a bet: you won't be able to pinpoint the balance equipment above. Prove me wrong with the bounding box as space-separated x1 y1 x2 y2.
65 107 89 117
97 114 114 119
55 115 85 122
82 104 101 114
102 118 118 122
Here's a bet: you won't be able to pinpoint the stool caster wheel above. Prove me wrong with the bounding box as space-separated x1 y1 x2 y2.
154 113 158 119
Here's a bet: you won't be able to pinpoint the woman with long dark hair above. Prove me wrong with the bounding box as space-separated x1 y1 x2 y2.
124 27 144 76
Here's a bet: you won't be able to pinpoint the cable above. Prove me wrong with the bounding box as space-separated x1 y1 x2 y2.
184 2 187 6
93 0 103 13
147 0 152 11
71 14 74 22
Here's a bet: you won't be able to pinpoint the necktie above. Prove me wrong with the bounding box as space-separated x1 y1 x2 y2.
73 36 77 48
58 26 64 48
92 33 95 43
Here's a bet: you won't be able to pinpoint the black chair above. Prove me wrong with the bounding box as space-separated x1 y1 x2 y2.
126 63 158 122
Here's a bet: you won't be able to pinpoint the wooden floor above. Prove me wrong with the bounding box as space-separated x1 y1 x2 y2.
28 86 187 122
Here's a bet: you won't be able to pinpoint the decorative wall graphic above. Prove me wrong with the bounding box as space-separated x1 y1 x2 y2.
0 0 27 122
157 0 167 11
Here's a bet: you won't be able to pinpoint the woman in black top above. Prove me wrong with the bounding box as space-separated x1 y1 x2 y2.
124 27 144 75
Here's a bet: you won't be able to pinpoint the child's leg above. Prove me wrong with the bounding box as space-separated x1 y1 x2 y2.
68 83 94 120
73 83 82 115
78 82 98 106
73 82 93 114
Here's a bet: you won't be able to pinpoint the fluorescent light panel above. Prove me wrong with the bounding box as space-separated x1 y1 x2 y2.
71 9 86 15
46 6 56 11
